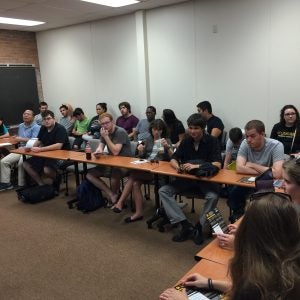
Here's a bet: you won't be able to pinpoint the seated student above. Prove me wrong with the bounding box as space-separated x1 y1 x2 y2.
223 127 244 170
86 113 132 205
270 104 300 154
72 107 90 149
197 100 224 146
133 106 156 141
112 119 173 222
160 192 300 300
23 110 70 191
83 102 107 140
59 104 74 135
159 113 222 244
162 109 185 149
216 156 300 250
0 110 40 191
228 120 285 222
34 101 48 126
282 156 300 206
116 101 139 140
0 116 9 138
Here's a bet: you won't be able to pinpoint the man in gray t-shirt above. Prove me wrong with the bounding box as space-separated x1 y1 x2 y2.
86 113 132 206
134 106 156 141
228 120 284 222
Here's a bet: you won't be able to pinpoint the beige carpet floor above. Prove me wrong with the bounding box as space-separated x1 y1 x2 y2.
0 179 229 300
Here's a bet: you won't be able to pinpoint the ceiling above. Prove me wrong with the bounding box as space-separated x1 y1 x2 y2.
0 0 189 32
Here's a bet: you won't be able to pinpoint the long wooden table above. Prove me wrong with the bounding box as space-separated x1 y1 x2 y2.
10 148 258 208
70 152 160 172
152 161 255 187
194 238 233 265
177 259 229 284
151 161 255 207
10 148 85 185
0 136 19 147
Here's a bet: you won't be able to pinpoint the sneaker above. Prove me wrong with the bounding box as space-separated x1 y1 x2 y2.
172 225 194 242
0 182 14 192
193 223 204 245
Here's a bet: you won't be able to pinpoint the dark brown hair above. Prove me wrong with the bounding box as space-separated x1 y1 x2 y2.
229 193 300 299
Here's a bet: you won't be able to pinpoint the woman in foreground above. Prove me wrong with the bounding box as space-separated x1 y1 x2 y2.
160 192 300 300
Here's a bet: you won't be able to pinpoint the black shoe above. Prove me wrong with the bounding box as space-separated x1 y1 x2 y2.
193 223 204 245
172 225 194 242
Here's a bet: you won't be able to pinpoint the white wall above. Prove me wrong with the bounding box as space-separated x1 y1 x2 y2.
37 0 300 135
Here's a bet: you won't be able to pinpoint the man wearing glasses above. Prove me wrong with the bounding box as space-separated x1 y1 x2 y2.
228 119 285 222
23 110 70 191
86 113 132 206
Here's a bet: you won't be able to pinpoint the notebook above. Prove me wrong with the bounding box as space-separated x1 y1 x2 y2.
255 168 274 192
206 208 229 234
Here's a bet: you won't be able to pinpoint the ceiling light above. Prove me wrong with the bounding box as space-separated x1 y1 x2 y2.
81 0 140 8
0 17 44 27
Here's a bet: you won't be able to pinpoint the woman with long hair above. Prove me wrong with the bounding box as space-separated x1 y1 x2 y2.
162 109 185 148
270 104 300 154
83 102 107 140
112 119 173 222
282 156 300 205
160 193 300 300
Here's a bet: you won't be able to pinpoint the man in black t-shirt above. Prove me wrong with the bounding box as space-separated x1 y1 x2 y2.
197 101 224 147
159 114 222 244
23 110 70 189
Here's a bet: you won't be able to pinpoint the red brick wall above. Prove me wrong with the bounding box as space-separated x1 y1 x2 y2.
0 29 43 100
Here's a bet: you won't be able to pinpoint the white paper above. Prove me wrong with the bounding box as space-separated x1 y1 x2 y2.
25 138 38 148
248 177 256 182
212 224 224 234
130 159 149 165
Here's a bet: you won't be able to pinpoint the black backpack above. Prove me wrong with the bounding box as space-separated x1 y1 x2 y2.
76 180 107 213
17 185 56 204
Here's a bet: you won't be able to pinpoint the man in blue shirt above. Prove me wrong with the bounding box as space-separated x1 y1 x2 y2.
0 109 40 191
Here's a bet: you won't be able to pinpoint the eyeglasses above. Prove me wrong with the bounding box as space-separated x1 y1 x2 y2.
43 117 53 121
249 191 291 202
100 121 111 126
284 112 296 116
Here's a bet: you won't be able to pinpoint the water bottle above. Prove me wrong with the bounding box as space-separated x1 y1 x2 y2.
85 142 92 160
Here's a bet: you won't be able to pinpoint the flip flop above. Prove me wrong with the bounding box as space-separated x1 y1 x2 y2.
124 216 144 223
113 207 122 213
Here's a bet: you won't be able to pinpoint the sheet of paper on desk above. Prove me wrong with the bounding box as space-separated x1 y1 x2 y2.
0 142 12 147
239 176 255 183
25 138 38 148
130 159 149 164
188 291 210 300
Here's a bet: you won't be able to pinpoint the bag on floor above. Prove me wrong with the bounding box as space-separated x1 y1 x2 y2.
76 180 107 213
17 185 56 204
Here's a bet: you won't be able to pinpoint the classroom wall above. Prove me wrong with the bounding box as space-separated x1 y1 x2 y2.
36 0 300 135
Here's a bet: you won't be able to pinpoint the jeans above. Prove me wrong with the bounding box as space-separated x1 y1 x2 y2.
159 179 220 226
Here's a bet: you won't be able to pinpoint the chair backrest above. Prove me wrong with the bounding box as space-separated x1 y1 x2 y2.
221 130 227 151
68 136 76 148
130 141 138 156
89 139 100 152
